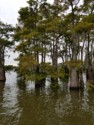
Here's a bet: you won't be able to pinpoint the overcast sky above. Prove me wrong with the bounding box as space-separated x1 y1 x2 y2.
0 0 53 66
0 0 28 65
0 0 53 25
0 0 28 25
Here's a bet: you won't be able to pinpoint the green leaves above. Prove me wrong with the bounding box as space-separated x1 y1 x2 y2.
0 20 13 74
0 20 13 48
65 60 83 69
75 22 94 33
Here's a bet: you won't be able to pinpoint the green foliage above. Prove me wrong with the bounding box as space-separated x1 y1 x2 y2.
0 20 13 68
0 20 13 47
65 60 83 69
5 65 17 71
16 54 37 75
25 72 47 81
75 22 94 33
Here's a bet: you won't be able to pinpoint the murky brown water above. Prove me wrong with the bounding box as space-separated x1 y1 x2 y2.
0 71 94 125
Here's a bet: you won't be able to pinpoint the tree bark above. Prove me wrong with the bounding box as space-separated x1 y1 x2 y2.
70 67 79 89
86 33 94 82
51 39 58 84
0 65 6 82
0 48 6 82
86 65 94 82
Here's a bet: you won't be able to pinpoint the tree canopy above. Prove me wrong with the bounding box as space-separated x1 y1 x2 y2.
14 0 94 89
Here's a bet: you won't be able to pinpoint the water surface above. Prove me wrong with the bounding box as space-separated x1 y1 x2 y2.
0 71 94 125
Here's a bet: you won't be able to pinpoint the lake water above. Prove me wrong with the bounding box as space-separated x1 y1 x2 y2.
0 71 94 125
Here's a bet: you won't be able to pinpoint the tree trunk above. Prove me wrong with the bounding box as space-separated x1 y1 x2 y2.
35 65 45 89
0 65 6 82
0 48 6 82
51 39 58 84
86 65 94 82
86 33 94 82
70 68 79 89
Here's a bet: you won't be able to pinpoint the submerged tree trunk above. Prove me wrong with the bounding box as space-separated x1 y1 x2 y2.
0 48 6 82
70 68 79 89
35 65 45 89
86 33 94 83
0 65 6 82
86 64 94 82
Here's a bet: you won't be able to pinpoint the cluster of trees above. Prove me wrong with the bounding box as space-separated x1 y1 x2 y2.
0 0 94 89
